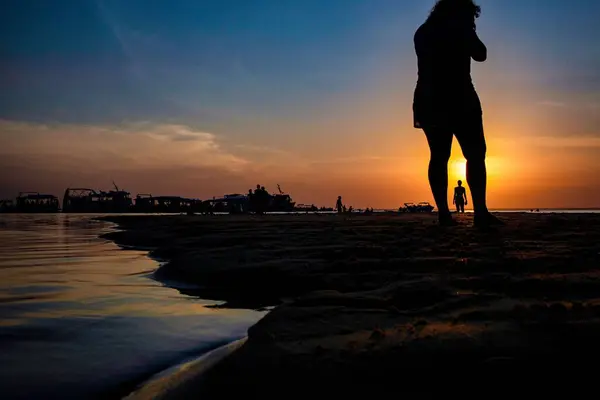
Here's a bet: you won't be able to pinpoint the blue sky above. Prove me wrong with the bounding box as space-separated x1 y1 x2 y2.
3 0 596 126
1 0 599 207
2 0 408 125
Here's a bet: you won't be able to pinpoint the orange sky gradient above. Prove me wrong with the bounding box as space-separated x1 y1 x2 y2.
2 88 599 210
3 62 599 210
1 1 599 209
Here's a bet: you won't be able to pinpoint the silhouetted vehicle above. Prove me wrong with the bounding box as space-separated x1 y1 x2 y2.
266 185 296 212
270 193 296 212
295 204 319 212
62 183 133 213
402 202 435 213
133 194 154 213
0 199 16 213
210 185 297 214
210 194 249 214
189 200 213 214
133 194 195 213
207 188 296 215
15 192 60 213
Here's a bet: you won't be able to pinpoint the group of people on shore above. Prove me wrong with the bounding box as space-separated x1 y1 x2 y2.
335 196 374 215
334 182 467 216
247 184 271 215
336 196 353 214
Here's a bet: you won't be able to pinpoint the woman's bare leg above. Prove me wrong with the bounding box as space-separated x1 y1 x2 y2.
424 127 455 224
455 119 503 226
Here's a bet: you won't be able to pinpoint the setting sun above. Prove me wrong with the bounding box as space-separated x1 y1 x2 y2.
449 159 467 181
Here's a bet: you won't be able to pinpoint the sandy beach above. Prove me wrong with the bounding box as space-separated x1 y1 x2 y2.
101 213 600 396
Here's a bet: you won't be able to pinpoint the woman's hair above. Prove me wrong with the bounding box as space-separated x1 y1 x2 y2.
427 0 481 24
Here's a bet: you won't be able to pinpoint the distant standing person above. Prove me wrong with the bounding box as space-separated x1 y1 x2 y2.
254 184 266 215
260 186 271 213
412 0 502 227
453 180 467 213
247 189 254 211
336 196 343 214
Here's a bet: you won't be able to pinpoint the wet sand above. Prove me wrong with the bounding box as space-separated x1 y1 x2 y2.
101 213 600 396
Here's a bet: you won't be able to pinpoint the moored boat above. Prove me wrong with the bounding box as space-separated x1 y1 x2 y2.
62 183 133 213
15 192 60 213
133 194 197 213
0 199 16 213
402 202 435 213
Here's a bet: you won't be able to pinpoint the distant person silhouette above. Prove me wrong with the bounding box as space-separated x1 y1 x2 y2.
413 0 502 227
254 184 267 215
336 196 343 214
453 180 467 213
260 186 270 212
247 189 254 211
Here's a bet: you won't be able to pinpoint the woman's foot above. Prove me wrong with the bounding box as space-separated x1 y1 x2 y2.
474 212 504 228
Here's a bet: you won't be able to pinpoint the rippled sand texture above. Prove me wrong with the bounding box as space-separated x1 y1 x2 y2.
102 213 600 396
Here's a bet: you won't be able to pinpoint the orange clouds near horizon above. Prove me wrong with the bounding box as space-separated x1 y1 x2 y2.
1 116 599 210
1 38 599 210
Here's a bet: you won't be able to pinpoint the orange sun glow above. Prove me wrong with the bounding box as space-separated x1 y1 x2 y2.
449 158 467 182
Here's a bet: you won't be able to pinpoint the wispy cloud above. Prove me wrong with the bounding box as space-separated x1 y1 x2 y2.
308 155 391 166
538 100 600 111
143 124 220 144
93 0 133 61
588 102 600 110
538 100 568 108
233 145 393 172
0 120 248 171
0 119 413 205
234 144 294 157
524 135 600 148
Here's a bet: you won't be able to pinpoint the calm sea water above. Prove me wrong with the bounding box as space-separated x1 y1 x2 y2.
0 214 264 400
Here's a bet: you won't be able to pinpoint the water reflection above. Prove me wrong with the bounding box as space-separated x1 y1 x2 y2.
0 214 263 399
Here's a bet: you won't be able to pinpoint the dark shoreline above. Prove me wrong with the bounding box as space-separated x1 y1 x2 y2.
99 213 600 396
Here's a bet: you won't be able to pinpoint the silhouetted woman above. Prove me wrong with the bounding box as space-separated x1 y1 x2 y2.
413 0 502 227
